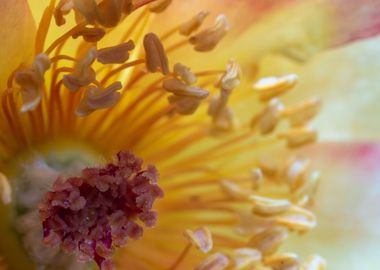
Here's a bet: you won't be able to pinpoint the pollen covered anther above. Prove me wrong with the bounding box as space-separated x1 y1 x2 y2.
76 81 122 116
15 53 51 112
143 33 170 75
39 151 163 270
72 27 106 42
179 11 209 36
63 47 97 91
97 40 135 64
189 14 229 52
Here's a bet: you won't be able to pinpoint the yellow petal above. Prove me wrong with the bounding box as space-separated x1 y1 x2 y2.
0 0 36 90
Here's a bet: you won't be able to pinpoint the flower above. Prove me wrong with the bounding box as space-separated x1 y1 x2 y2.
0 0 380 270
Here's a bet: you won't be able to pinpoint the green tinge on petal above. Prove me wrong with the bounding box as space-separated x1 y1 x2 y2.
282 143 380 270
0 0 36 90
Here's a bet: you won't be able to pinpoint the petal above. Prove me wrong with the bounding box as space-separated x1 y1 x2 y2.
0 0 36 90
282 143 380 269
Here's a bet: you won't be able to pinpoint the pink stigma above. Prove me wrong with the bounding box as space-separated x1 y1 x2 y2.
39 151 163 270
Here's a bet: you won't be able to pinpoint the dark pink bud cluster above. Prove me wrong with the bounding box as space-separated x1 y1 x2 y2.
39 151 163 270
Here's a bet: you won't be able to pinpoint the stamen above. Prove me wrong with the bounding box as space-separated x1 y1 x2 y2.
144 33 170 74
248 226 288 256
173 63 197 85
179 11 209 36
72 26 106 42
216 60 241 92
275 205 316 232
278 126 317 148
250 168 263 190
250 98 284 134
168 243 192 270
39 151 163 270
195 252 230 270
231 248 261 270
252 74 298 102
76 81 122 116
63 47 97 91
184 227 213 253
54 0 74 26
220 179 250 200
249 196 291 216
302 255 326 270
189 15 229 52
283 158 310 191
263 253 300 270
163 78 209 115
282 98 321 127
15 54 51 112
148 0 172 13
0 172 11 204
97 40 135 64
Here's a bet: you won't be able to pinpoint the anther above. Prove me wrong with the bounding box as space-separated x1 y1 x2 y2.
250 168 263 190
302 255 326 270
15 53 51 112
195 252 230 270
216 60 241 93
76 81 122 116
250 98 284 134
283 158 310 191
0 173 11 204
282 98 321 127
263 253 300 270
248 226 288 256
163 79 209 115
179 11 209 36
173 63 197 85
189 14 229 52
184 227 213 253
220 179 250 200
97 40 135 64
63 47 97 91
249 195 291 216
275 205 316 232
230 248 261 270
253 74 298 102
144 33 170 75
54 0 74 26
72 27 106 42
148 0 172 13
278 126 317 148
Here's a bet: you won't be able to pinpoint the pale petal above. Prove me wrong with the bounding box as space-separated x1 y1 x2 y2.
282 143 380 270
0 0 36 90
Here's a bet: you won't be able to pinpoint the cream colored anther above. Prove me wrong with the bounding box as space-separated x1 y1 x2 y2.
173 63 197 85
148 0 172 13
250 195 291 216
184 227 213 253
72 27 106 42
0 173 11 204
195 252 230 270
15 53 51 112
275 205 317 232
76 81 122 116
282 98 321 126
163 79 208 99
253 74 298 102
189 14 229 52
283 158 310 191
163 78 208 115
54 0 74 26
264 253 300 270
144 33 169 75
217 60 241 92
301 255 326 270
251 98 284 134
179 11 209 36
220 179 250 200
63 47 97 92
231 248 261 270
278 126 317 148
248 226 288 256
97 40 135 64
